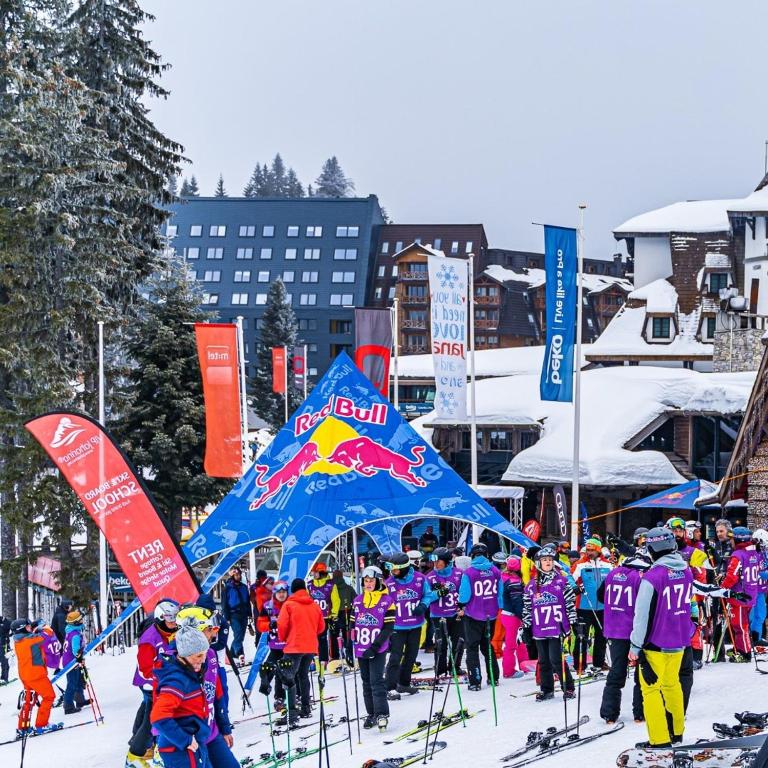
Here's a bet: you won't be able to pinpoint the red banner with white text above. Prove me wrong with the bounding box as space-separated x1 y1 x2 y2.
195 323 243 478
272 347 286 394
25 413 199 611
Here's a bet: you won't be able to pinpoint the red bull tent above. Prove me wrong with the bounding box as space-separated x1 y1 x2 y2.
184 352 534 584
624 478 717 512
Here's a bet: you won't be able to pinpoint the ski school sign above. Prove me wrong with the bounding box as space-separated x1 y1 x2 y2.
540 225 577 402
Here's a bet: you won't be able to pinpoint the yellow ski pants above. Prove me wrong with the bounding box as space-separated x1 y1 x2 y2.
638 649 685 746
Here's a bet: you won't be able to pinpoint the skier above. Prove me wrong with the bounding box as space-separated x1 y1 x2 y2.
12 617 61 736
62 609 87 714
706 519 734 662
176 606 236 768
426 547 465 677
221 566 250 666
629 527 693 748
307 562 333 663
685 520 705 550
597 552 649 724
352 565 395 730
383 551 436 697
329 569 357 666
51 598 72 646
150 625 213 768
721 526 761 661
499 556 529 679
418 525 439 555
127 598 179 767
522 545 577 701
751 529 768 644
457 542 501 690
249 569 272 644
258 580 290 711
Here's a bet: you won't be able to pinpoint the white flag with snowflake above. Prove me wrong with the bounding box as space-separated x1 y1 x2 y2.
428 255 468 420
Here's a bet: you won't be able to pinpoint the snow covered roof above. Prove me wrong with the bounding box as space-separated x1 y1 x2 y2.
392 241 445 259
704 253 731 269
413 367 755 487
628 279 678 313
726 185 768 213
615 199 737 235
482 265 631 295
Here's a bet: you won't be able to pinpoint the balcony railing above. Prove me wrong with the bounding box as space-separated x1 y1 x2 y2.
475 318 498 329
402 295 428 305
402 344 428 354
474 295 500 305
402 319 428 329
400 271 429 281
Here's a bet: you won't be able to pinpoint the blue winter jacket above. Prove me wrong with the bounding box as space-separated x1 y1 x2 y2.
457 556 505 610
500 578 524 618
572 557 613 611
390 567 437 630
222 578 251 620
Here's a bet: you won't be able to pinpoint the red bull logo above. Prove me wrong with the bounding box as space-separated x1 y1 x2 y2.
294 395 387 437
249 412 426 510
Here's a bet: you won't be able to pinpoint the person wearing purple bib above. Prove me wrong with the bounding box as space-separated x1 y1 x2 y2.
383 551 436 696
258 580 290 711
457 542 502 690
597 552 649 724
62 610 87 715
750 529 768 645
522 545 577 701
308 563 334 664
721 526 761 661
353 566 395 730
426 547 465 677
629 527 694 748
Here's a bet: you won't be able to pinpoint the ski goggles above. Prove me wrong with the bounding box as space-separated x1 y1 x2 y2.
666 517 686 530
273 581 289 593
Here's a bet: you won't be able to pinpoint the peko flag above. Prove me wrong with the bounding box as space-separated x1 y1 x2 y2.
25 413 199 612
272 347 286 394
354 308 392 398
195 323 242 478
540 226 577 402
292 345 306 392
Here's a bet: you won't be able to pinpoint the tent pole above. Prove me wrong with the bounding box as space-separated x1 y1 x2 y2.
469 254 481 547
352 528 360 592
392 299 399 409
236 316 256 583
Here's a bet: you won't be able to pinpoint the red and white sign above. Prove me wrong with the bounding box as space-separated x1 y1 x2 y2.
272 347 287 394
25 413 199 611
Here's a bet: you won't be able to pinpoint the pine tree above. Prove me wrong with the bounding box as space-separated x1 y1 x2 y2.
167 173 178 196
180 177 191 196
270 153 287 197
214 173 227 197
286 168 305 198
314 156 355 197
188 175 200 196
250 280 302 431
256 163 274 197
243 163 261 197
116 258 229 539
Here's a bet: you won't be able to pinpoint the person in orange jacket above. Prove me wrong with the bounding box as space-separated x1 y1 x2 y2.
276 578 325 726
250 571 273 639
12 618 60 735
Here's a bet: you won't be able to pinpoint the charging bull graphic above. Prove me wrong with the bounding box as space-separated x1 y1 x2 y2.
327 437 426 486
250 441 321 510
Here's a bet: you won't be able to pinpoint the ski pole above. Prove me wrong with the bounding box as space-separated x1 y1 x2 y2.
430 653 453 760
575 623 585 738
226 645 254 712
315 655 331 768
265 693 279 768
19 689 34 768
350 638 361 745
422 634 443 764
336 637 353 755
560 633 569 735
442 620 466 728
486 619 498 727
80 661 103 724
285 681 292 768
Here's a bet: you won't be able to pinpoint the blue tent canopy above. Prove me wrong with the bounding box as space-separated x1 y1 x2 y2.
625 478 717 512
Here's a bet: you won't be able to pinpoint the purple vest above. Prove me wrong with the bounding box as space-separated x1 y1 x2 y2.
525 575 571 638
463 566 501 621
41 631 62 669
426 568 463 618
643 565 694 650
731 548 761 605
202 647 219 743
308 580 333 618
61 626 81 667
352 592 394 657
265 599 287 650
133 624 175 688
385 571 428 628
603 566 642 640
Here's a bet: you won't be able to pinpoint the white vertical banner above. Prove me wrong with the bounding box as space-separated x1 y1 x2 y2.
428 255 468 420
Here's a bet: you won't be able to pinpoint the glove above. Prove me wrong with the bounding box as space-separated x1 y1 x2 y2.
362 647 377 660
414 603 428 617
576 583 586 595
269 618 278 630
327 619 337 633
521 627 532 645
606 532 620 546
729 590 751 603
574 621 587 638
433 583 449 599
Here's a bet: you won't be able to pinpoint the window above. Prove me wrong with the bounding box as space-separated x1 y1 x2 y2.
651 317 671 339
487 335 499 345
334 248 357 260
206 247 224 259
285 293 293 304
703 316 716 340
306 225 322 237
391 265 398 277
336 226 359 238
285 248 297 260
304 248 320 260
308 343 318 352
201 293 219 305
282 270 295 283
188 270 197 280
332 271 355 283
395 241 403 252
185 247 200 260
433 238 442 250
255 293 268 305
309 367 318 376
466 241 474 254
287 225 299 237
239 225 256 237
260 248 272 259
406 285 427 298
234 270 251 282
381 242 390 254
231 292 249 305
209 225 226 237
262 225 274 237
300 293 317 306
414 237 422 244
520 432 535 450
489 431 511 451
236 247 253 260
450 241 459 255
330 293 354 305
166 225 177 237
202 270 221 282
375 287 383 299
330 319 352 334
190 225 203 237
257 271 270 282
301 271 319 283
709 273 729 292
298 319 318 330
388 286 396 299
377 266 386 278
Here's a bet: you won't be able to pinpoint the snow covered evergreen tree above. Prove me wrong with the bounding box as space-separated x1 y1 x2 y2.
243 163 261 197
314 156 355 197
188 175 200 195
286 168 305 198
180 177 191 195
214 173 227 197
167 173 178 196
270 153 288 196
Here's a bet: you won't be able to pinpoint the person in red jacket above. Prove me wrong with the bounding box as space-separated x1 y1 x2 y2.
276 578 325 726
250 571 273 639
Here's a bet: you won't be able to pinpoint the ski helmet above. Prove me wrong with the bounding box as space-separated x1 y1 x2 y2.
431 547 452 566
732 526 753 543
154 599 180 624
383 552 410 572
534 545 557 562
454 555 472 571
361 565 383 580
10 618 31 634
623 552 652 571
644 527 677 558
752 529 768 547
633 527 649 542
666 517 686 531
491 551 507 566
272 580 289 593
176 605 220 632
469 542 488 558
407 550 423 563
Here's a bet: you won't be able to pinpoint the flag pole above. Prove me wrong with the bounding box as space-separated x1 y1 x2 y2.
392 298 399 409
303 343 308 401
469 255 481 546
97 321 108 635
570 206 587 551
236 316 256 583
283 345 288 424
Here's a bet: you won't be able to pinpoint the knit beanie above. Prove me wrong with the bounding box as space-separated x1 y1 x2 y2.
66 610 82 624
175 625 209 657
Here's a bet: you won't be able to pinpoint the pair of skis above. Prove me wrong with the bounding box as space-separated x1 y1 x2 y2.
382 708 480 745
617 733 767 768
498 715 589 762
0 717 104 748
239 735 350 768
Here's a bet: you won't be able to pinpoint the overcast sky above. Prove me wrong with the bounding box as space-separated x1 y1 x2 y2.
142 0 768 258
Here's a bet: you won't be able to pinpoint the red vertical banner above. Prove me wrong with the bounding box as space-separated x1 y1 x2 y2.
25 413 199 611
272 347 286 394
194 323 242 478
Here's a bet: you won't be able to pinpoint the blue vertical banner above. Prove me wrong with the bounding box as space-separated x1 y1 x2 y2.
540 225 577 402
580 501 591 545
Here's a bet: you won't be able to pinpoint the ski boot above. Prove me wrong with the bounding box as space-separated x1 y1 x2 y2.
299 705 312 719
713 723 743 739
363 714 376 730
396 684 419 695
735 711 768 729
273 697 286 713
376 714 389 731
387 691 401 701
535 691 554 702
564 690 576 700
34 723 63 735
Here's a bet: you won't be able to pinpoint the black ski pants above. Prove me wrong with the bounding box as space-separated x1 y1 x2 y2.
535 636 574 694
432 616 464 675
128 690 153 757
664 645 694 738
260 648 286 701
463 617 499 686
329 610 354 665
385 627 422 689
359 652 389 717
281 653 313 718
600 638 643 722
573 608 606 673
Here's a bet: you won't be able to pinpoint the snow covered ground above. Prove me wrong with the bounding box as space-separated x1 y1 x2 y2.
0 639 765 768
